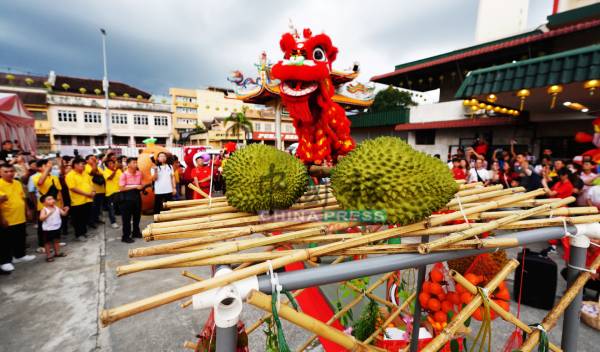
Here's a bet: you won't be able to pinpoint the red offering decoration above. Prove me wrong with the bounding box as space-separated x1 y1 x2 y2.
271 27 355 164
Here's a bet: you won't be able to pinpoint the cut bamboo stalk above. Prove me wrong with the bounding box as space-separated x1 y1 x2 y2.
297 272 395 352
459 181 482 189
466 206 597 220
165 196 227 209
245 289 305 335
117 223 355 276
447 198 560 210
154 204 241 222
446 187 525 207
427 189 545 227
133 251 297 268
363 292 416 344
159 200 229 214
452 270 562 352
455 184 502 197
520 254 600 352
246 290 372 351
188 183 210 198
148 212 249 229
345 282 396 310
420 196 574 253
421 259 519 352
456 179 467 185
183 341 198 350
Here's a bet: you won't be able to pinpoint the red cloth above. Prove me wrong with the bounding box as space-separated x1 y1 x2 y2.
551 179 574 199
474 142 488 156
452 167 467 180
190 166 211 199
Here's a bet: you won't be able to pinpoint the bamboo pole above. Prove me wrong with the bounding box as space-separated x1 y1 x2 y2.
148 212 249 229
117 223 356 276
458 182 482 189
452 270 562 352
183 341 198 350
420 196 574 253
164 196 227 209
453 184 504 198
245 289 306 335
133 251 297 268
188 183 210 198
154 204 242 222
428 189 545 227
159 199 229 214
445 187 525 207
420 259 519 352
246 290 372 351
520 254 600 352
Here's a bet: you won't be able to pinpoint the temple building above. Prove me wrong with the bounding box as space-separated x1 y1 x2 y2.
370 1 600 161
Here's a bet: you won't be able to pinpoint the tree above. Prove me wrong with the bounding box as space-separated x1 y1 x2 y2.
224 106 253 143
370 86 417 112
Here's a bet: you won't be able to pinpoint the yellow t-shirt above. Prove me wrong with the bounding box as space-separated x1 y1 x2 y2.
103 168 122 197
66 170 93 206
85 164 105 194
32 173 63 210
0 178 26 226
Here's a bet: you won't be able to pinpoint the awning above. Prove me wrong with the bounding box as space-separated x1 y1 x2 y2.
0 93 36 153
394 117 520 131
455 44 600 98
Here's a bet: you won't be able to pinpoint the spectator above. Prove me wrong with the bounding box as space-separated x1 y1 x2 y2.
13 153 28 180
542 168 573 199
32 159 63 251
191 154 212 199
85 155 105 226
516 159 542 192
578 159 597 206
58 156 72 237
467 159 490 184
473 137 488 156
65 157 94 241
173 157 183 200
102 159 122 229
489 161 501 185
451 158 466 181
0 164 35 274
492 148 511 170
0 140 16 163
499 162 517 189
151 152 176 214
38 194 68 262
118 157 144 243
465 147 487 169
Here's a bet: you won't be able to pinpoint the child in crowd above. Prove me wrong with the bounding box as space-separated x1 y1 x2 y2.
39 194 69 262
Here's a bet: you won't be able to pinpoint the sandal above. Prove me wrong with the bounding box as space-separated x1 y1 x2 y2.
55 253 67 258
46 257 55 262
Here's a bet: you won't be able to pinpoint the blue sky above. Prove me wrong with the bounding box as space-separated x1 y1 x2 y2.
0 0 553 95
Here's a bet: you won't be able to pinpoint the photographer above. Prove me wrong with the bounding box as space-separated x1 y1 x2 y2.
118 157 144 243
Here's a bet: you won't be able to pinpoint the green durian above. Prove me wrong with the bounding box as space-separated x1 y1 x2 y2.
331 137 458 225
223 144 308 212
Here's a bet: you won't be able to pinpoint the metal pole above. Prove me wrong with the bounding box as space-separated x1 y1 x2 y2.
410 236 429 352
256 227 576 293
275 101 282 150
561 234 590 351
215 325 237 352
101 28 112 147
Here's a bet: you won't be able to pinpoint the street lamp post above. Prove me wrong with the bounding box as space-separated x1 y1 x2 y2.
100 28 112 147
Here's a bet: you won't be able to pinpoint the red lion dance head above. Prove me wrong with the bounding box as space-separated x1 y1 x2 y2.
271 28 355 164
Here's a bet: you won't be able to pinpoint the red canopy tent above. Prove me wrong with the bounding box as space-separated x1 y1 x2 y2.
0 93 36 153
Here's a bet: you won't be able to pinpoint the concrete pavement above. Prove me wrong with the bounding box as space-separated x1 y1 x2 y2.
1 217 599 351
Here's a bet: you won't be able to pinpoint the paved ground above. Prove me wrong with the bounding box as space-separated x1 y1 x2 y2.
1 216 599 351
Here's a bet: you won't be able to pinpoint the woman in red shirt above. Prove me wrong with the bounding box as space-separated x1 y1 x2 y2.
542 168 574 199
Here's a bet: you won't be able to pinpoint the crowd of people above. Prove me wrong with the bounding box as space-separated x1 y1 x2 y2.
0 139 231 275
449 139 600 209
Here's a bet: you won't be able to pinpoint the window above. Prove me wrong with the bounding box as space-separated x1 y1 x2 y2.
284 124 295 133
59 136 72 145
111 113 128 124
36 134 50 144
155 137 167 145
32 111 47 121
264 123 273 132
154 116 169 126
254 122 261 131
94 136 105 145
176 106 196 114
57 110 77 122
113 136 129 145
84 111 102 123
133 114 148 125
177 118 196 125
77 136 90 146
176 96 196 103
415 130 436 145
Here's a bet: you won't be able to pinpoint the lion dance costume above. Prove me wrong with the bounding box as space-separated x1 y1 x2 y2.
271 28 355 164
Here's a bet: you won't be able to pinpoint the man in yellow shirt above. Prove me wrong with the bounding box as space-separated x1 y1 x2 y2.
85 155 105 227
32 159 63 248
0 164 35 274
65 158 94 241
102 158 122 229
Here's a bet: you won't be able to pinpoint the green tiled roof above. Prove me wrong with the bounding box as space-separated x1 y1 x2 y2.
349 109 409 128
455 44 600 98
